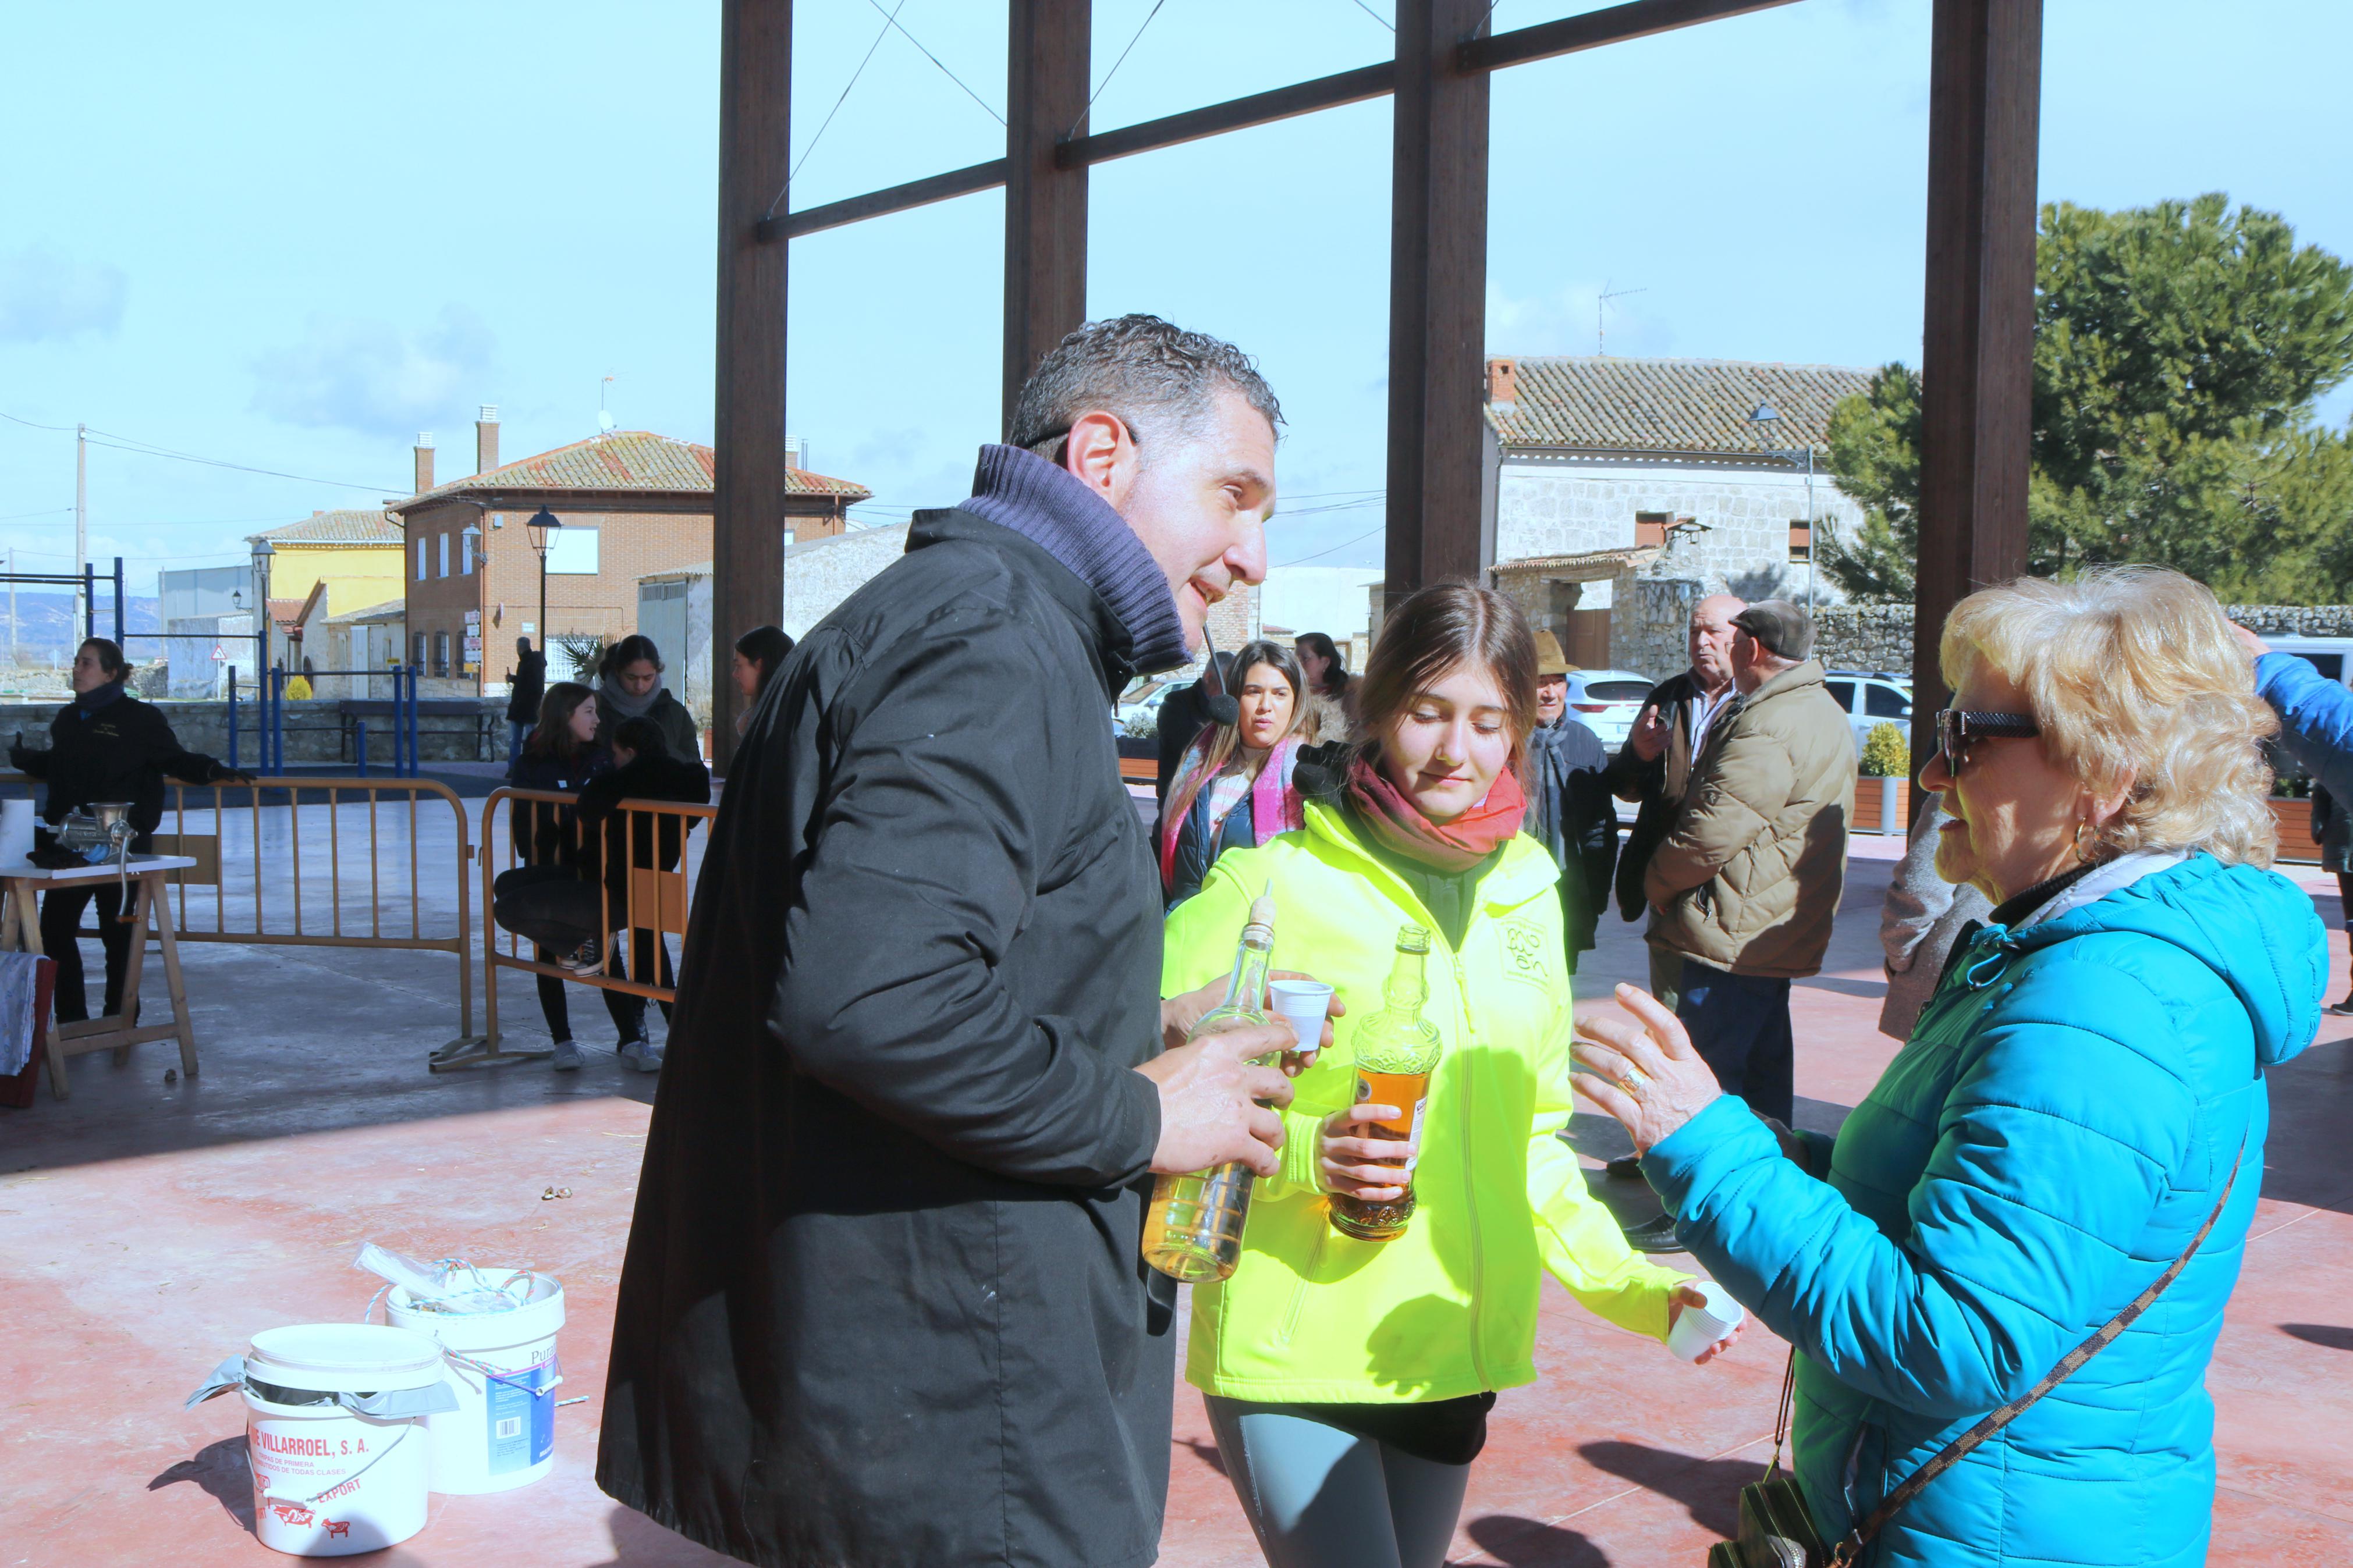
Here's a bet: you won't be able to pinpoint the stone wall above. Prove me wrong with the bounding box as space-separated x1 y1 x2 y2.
1813 604 1913 673
1612 578 1703 683
0 698 507 767
2227 605 2353 637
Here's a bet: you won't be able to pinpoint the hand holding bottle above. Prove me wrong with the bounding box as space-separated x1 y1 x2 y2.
1317 1103 1418 1203
1161 969 1344 1068
1138 1022 1295 1177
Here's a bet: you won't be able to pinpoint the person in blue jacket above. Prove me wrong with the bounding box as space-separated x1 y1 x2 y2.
1574 568 2327 1568
2235 624 2353 1012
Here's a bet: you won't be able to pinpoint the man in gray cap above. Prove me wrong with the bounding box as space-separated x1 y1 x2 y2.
1634 599 1854 1239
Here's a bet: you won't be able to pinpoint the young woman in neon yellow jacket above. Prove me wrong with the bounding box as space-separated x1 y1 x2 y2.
1162 584 1740 1568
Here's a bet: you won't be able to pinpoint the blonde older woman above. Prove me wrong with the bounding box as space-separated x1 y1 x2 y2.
1571 568 2327 1568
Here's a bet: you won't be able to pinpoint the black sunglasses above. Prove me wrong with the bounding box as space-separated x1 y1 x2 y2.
1934 707 2040 772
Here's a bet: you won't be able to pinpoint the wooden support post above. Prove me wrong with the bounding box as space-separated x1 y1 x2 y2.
711 0 793 769
1911 0 2042 769
1003 0 1092 432
1386 0 1493 598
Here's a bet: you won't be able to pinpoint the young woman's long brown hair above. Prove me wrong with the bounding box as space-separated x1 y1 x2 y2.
525 681 598 765
1162 639 1311 831
1351 582 1539 781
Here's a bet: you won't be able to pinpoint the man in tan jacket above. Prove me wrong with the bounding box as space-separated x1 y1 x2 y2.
1643 599 1854 1133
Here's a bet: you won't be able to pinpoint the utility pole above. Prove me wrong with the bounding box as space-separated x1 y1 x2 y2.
6 546 16 674
74 424 88 644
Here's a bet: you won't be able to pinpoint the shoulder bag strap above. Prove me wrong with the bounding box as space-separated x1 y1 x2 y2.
1831 1137 2246 1567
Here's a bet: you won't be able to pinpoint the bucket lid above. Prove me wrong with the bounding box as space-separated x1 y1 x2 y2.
246 1324 449 1393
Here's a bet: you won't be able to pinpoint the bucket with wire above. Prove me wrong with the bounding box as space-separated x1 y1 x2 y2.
359 1243 567 1495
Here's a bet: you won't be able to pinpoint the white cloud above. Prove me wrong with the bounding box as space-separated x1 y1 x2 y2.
249 304 496 436
0 245 129 342
1485 279 1673 359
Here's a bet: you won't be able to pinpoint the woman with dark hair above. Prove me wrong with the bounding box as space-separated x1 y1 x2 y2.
597 633 700 763
1160 585 1737 1568
572 715 713 1058
8 638 244 1023
1158 639 1311 906
730 625 794 736
1293 630 1355 743
498 681 613 1071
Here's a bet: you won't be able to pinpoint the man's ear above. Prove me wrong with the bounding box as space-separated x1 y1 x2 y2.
1062 410 1140 507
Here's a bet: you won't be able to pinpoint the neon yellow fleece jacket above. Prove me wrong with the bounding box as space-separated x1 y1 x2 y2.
1160 800 1687 1405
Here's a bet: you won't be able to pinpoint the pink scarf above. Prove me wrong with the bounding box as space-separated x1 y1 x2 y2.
1158 734 1306 893
1345 750 1527 872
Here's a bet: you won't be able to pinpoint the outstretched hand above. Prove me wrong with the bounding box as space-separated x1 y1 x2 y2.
1572 984 1723 1154
1160 970 1344 1072
1668 1283 1745 1366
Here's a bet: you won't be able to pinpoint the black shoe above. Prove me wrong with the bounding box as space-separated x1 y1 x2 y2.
2331 994 2353 1016
1603 1154 1644 1179
1620 1213 1686 1254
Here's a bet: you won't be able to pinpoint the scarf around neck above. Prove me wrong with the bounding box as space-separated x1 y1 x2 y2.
599 676 660 721
1345 749 1526 872
1158 733 1306 893
72 679 127 717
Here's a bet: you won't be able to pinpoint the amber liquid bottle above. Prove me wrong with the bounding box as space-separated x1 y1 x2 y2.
1329 924 1442 1242
1141 895 1280 1283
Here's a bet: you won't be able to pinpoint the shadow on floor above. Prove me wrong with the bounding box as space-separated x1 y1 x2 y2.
1460 1514 1609 1567
2281 1322 2353 1352
1577 1439 1758 1540
149 1437 254 1533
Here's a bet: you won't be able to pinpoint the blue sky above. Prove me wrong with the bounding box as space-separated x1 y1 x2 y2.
5 0 2350 587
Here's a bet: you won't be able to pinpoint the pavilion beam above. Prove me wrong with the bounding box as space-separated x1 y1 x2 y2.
1911 0 2042 771
1459 0 1801 72
1002 0 1092 433
711 0 793 768
764 158 1009 242
1385 0 1493 596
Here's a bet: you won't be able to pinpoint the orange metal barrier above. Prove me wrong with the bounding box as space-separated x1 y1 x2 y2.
472 785 717 1062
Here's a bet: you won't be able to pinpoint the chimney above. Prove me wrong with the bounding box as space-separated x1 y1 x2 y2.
1486 357 1518 408
413 432 435 494
476 405 499 475
783 432 804 472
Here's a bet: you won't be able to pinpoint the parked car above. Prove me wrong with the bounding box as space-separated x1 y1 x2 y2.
1822 670 1914 755
1113 677 1180 737
1560 669 1657 749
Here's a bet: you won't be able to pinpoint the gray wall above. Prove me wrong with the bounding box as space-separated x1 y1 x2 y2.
2 698 508 766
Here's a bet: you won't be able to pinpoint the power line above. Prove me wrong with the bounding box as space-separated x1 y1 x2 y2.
0 409 77 433
0 505 73 521
860 0 1005 126
6 408 398 492
1067 0 1174 138
769 0 911 219
1276 521 1386 568
1344 0 1394 31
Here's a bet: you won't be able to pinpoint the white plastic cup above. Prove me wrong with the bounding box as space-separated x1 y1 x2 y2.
1266 980 1336 1064
1667 1279 1746 1363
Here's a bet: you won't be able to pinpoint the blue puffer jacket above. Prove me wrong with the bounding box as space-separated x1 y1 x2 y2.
2258 650 2353 801
1647 853 2325 1567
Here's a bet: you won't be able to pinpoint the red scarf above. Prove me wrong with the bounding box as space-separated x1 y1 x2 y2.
1345 751 1525 872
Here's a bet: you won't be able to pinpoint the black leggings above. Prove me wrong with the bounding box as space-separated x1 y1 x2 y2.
495 866 676 1044
40 882 134 1025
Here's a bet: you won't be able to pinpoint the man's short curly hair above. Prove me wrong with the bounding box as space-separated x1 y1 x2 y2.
1940 567 2280 867
1007 314 1282 463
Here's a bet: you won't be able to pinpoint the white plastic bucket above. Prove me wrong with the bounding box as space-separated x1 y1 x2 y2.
242 1324 446 1556
388 1275 565 1494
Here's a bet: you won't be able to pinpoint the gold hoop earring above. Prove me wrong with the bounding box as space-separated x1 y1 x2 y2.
2072 820 2100 866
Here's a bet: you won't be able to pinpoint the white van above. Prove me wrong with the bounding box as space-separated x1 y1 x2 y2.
2262 635 2353 689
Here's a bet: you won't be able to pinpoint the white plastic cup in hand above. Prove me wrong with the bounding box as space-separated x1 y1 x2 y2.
1667 1279 1745 1364
1266 980 1335 1064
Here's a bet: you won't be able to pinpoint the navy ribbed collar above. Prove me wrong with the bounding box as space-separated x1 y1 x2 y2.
72 680 126 717
958 444 1189 675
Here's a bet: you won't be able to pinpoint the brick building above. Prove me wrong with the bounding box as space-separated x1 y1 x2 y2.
389 410 868 696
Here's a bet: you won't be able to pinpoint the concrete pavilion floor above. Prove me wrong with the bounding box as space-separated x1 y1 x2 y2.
4 817 2352 1567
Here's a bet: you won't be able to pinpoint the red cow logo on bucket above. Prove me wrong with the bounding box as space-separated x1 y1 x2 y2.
268 1502 315 1528
324 1520 351 1539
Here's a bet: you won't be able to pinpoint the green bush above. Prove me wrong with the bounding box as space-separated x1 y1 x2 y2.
1859 721 1910 778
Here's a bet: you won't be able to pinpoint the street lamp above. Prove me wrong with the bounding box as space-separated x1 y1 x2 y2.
249 539 277 673
524 507 563 657
1749 401 1818 614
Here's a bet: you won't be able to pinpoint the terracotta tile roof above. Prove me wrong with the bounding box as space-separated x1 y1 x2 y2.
267 598 310 632
1485 357 1874 456
389 430 871 510
251 510 403 545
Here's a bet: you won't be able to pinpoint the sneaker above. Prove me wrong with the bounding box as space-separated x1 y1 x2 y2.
558 937 605 975
549 1039 585 1072
1620 1213 1687 1255
2330 993 2353 1016
1603 1154 1644 1179
618 1037 665 1074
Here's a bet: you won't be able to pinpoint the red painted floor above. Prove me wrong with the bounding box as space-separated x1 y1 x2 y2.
3 844 2351 1566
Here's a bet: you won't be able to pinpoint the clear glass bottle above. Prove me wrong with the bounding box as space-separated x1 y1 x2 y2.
1142 895 1280 1283
1329 924 1442 1242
